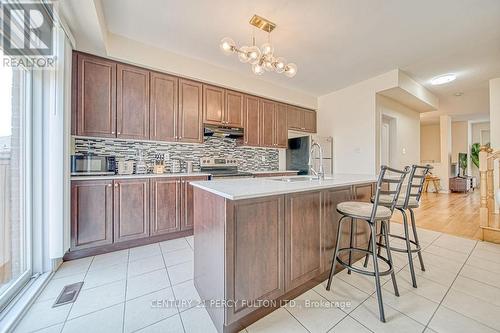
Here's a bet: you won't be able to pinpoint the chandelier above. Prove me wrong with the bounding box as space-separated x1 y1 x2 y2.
219 15 297 77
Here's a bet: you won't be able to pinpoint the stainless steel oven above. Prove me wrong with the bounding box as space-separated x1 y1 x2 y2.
200 157 254 180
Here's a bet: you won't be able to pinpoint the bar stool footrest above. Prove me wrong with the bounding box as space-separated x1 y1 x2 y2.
376 233 422 253
336 247 394 277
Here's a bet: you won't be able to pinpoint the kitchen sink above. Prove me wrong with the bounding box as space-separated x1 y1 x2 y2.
271 176 333 182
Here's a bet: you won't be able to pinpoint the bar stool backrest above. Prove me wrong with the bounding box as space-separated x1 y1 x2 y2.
401 164 433 208
371 165 410 222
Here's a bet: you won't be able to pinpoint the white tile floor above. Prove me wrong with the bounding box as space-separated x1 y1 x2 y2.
13 226 500 333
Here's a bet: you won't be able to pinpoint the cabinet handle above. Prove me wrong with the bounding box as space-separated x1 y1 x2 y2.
114 183 118 188
179 136 182 139
107 184 112 187
111 131 115 134
117 132 121 135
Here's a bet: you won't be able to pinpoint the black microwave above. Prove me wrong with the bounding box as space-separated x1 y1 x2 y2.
71 155 116 175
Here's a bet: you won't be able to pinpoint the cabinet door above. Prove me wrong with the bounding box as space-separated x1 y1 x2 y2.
286 105 303 131
226 196 285 323
179 79 203 143
150 178 181 236
203 85 225 126
71 180 113 250
303 109 317 133
275 103 288 148
260 99 276 148
225 90 244 128
243 95 260 146
321 187 352 273
285 191 321 291
114 179 150 243
181 176 209 231
76 53 116 137
116 64 150 140
150 72 178 142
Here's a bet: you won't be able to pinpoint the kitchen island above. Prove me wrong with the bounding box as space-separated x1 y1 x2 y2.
191 174 377 333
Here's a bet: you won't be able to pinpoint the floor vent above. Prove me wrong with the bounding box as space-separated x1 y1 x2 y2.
52 282 84 307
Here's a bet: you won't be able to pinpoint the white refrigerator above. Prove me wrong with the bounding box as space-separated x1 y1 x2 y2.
286 134 334 175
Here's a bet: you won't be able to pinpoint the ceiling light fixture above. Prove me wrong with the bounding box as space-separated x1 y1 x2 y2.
431 74 456 85
220 15 297 78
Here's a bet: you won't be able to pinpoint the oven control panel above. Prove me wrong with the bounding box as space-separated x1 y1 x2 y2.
200 157 238 167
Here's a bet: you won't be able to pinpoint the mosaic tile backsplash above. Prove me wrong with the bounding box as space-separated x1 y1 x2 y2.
73 136 280 172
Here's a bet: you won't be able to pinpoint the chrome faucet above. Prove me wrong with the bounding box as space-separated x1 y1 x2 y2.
309 141 325 180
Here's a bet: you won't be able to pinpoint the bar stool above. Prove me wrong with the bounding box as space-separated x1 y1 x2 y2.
364 164 432 288
326 165 410 322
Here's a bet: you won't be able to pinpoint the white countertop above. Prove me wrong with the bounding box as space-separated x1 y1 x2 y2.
191 174 378 200
71 172 211 181
248 170 299 175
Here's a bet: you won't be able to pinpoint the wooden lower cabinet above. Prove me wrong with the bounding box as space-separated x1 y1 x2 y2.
353 183 375 248
285 191 321 291
321 186 352 273
71 180 113 250
114 179 150 243
193 182 375 332
225 196 285 323
181 176 209 231
150 178 181 236
70 176 208 256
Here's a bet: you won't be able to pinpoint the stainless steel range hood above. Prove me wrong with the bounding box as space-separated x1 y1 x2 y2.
204 125 244 138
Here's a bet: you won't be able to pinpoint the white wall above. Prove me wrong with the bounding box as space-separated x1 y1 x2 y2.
317 70 398 174
490 78 500 148
376 95 421 170
420 124 440 162
105 33 317 109
451 121 469 164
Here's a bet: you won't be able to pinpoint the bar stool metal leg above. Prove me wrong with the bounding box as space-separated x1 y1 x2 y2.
409 208 425 271
370 222 386 322
348 218 354 274
382 220 399 296
400 208 417 288
362 230 372 268
326 216 345 291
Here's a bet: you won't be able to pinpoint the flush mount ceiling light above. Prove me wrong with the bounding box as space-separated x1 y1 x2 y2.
431 73 456 85
220 14 297 77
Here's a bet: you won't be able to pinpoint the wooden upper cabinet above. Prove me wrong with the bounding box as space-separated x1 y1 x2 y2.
150 177 181 236
71 180 113 250
116 64 150 140
285 191 321 291
286 106 303 131
179 79 203 143
225 90 244 128
275 103 288 148
113 179 150 243
286 105 317 133
260 99 276 148
150 72 178 142
243 95 260 146
76 53 116 137
203 85 225 126
303 109 317 133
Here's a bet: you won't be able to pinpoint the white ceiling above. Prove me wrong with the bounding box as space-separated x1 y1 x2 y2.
100 0 500 119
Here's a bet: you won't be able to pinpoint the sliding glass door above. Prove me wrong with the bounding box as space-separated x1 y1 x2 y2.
0 49 32 311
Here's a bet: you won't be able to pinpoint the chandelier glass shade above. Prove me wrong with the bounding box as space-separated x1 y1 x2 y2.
219 15 297 78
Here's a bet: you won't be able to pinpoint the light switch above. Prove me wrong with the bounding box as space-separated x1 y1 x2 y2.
402 148 406 155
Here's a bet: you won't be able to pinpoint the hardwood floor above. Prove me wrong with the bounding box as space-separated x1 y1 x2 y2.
391 190 482 240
